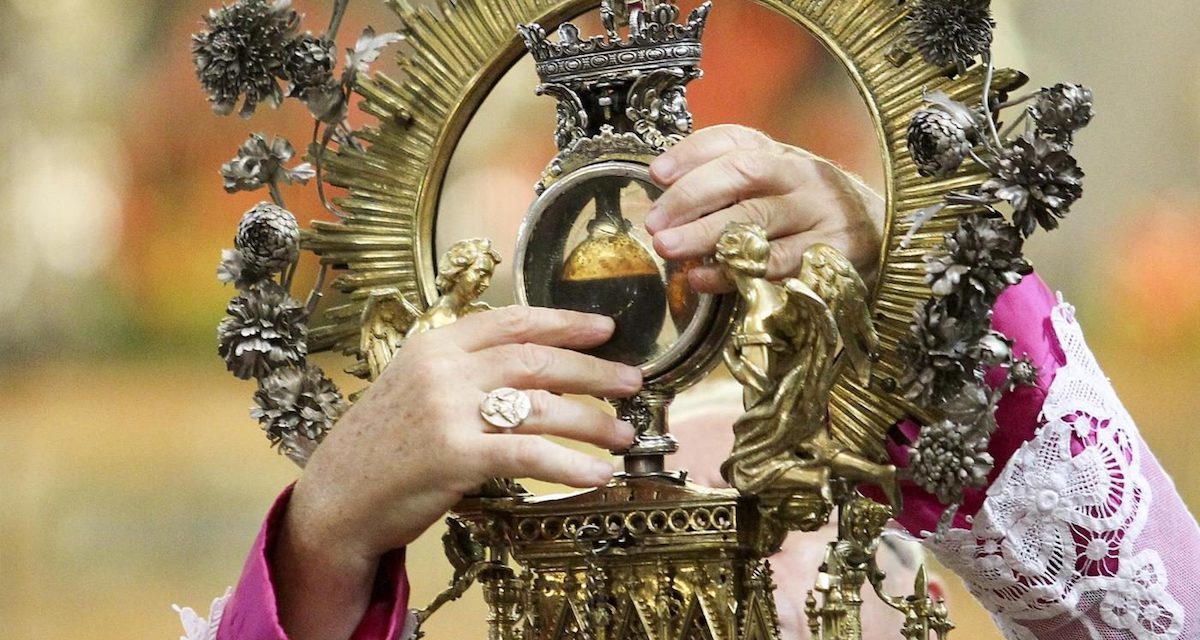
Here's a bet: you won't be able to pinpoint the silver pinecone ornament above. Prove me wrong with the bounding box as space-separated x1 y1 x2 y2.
283 33 336 99
236 202 300 274
908 107 972 178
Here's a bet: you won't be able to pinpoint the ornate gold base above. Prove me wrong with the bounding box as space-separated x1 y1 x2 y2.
418 476 950 640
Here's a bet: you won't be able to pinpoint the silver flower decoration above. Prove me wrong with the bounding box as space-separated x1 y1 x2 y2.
941 382 999 433
218 282 308 380
251 364 346 446
898 301 981 405
216 247 265 290
1030 83 1095 143
191 0 299 117
905 0 994 72
278 429 319 467
296 26 402 124
908 108 972 178
283 33 335 98
924 213 1030 312
235 202 300 274
1008 355 1038 388
982 133 1085 237
346 26 405 75
221 134 315 193
974 330 1012 368
909 419 994 504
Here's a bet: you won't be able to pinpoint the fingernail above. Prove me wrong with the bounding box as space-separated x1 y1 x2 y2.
592 314 616 333
651 155 676 182
645 205 666 233
621 366 643 388
590 460 615 484
656 229 680 253
615 419 636 443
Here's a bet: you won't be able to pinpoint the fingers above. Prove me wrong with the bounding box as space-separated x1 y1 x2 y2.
653 195 809 261
649 124 774 186
483 435 616 487
439 306 615 352
685 266 734 294
473 343 642 397
684 231 867 294
496 390 636 451
647 148 806 234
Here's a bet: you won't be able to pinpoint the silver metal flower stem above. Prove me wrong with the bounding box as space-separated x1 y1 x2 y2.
325 0 351 40
966 147 995 173
283 259 298 291
305 263 328 315
994 92 1038 111
980 53 1004 150
313 120 347 219
267 178 287 210
944 190 998 207
263 176 301 291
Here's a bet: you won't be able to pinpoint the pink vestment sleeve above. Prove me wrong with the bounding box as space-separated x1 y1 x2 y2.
886 273 1063 536
882 273 1200 639
216 485 412 640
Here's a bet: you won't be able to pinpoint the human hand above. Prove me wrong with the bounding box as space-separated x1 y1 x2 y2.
645 124 884 292
274 307 640 639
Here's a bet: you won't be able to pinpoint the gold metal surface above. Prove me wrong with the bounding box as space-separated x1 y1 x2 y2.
715 223 899 518
561 223 660 282
456 476 780 640
302 0 1012 637
354 237 500 380
305 0 1008 453
803 497 952 640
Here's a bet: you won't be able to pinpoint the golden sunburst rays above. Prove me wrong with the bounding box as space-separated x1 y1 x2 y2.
305 0 585 354
303 0 999 457
743 0 1006 459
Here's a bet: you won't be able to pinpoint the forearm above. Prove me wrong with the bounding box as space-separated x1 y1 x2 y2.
272 494 380 640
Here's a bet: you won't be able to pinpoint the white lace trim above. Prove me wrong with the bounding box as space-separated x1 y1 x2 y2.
173 586 231 640
173 587 417 639
400 609 419 640
927 297 1185 640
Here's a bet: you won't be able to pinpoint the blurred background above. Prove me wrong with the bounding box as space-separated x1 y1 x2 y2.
0 0 1197 638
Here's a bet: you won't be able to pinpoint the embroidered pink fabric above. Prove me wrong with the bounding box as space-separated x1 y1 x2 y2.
202 274 1199 640
904 279 1199 640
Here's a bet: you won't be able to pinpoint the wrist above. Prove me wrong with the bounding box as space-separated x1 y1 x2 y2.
272 485 382 639
285 474 381 569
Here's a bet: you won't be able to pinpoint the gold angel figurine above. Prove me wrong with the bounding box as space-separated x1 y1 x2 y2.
715 222 900 512
358 237 502 380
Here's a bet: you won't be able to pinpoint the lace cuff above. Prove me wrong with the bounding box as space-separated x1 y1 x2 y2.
924 297 1200 640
